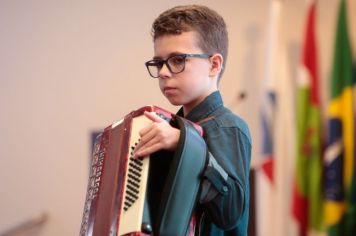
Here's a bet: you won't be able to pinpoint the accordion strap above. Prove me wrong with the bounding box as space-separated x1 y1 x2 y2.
156 115 208 236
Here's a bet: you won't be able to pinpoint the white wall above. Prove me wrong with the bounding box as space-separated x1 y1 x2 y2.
0 0 355 236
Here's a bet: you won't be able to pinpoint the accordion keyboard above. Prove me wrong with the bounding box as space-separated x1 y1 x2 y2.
118 115 151 235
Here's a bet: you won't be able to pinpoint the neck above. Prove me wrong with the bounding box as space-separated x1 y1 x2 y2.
182 105 193 117
182 89 218 116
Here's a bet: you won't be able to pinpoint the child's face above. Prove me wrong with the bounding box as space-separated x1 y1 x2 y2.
153 31 218 114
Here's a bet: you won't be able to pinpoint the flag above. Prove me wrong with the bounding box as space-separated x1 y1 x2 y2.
258 1 281 235
292 1 324 235
258 1 296 235
324 0 355 235
260 0 280 186
256 0 281 235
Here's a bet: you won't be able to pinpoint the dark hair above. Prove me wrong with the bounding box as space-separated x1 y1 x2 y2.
151 5 229 80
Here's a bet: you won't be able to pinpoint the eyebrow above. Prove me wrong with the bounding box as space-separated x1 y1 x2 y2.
153 52 185 60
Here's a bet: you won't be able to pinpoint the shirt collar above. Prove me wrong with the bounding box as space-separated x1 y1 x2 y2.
177 91 223 122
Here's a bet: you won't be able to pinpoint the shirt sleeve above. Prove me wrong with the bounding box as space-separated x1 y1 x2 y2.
199 152 228 203
199 124 251 230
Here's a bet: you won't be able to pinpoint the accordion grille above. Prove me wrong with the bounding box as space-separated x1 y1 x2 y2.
124 155 143 211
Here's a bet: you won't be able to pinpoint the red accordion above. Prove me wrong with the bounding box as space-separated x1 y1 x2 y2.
80 106 207 236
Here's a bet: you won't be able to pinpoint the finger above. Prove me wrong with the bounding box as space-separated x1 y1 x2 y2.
139 121 164 144
138 113 161 137
144 111 165 123
134 142 163 158
134 125 160 155
134 130 155 154
138 123 154 138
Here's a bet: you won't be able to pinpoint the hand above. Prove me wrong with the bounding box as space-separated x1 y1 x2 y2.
133 111 180 158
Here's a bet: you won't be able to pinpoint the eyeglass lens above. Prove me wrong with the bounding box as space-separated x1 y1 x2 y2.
145 54 210 78
147 55 186 78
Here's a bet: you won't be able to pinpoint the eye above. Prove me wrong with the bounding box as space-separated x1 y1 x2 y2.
169 55 185 66
149 60 164 69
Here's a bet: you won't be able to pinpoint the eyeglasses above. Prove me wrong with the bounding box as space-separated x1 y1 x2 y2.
145 53 211 78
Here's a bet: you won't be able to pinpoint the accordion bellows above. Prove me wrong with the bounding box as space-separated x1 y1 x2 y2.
80 106 208 236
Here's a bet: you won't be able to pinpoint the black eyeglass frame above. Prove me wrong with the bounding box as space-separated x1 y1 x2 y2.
145 53 211 78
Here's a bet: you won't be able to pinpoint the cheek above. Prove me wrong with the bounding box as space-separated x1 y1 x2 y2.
188 71 209 88
158 80 164 92
189 63 210 81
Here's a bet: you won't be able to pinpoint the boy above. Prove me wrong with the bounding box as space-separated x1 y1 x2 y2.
134 5 251 236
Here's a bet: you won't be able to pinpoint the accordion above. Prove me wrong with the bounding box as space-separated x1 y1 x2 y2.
80 106 207 236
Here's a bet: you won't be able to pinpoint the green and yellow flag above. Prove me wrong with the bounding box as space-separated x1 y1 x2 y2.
324 0 355 235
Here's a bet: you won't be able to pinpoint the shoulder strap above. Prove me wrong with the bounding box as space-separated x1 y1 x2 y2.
156 116 208 236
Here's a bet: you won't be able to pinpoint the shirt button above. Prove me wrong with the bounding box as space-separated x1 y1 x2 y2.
222 186 228 193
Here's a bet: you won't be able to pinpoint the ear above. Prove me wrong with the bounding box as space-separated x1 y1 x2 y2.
209 53 223 78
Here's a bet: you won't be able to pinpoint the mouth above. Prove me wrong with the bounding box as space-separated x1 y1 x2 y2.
163 87 178 95
164 86 175 91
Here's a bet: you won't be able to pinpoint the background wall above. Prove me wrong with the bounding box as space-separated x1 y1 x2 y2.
0 0 355 235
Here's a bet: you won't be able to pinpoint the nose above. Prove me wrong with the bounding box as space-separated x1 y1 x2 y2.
158 62 172 79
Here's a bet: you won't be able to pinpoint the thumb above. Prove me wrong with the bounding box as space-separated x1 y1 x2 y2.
144 111 164 123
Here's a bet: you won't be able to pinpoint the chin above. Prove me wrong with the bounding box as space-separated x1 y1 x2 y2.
168 100 182 106
166 97 183 106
